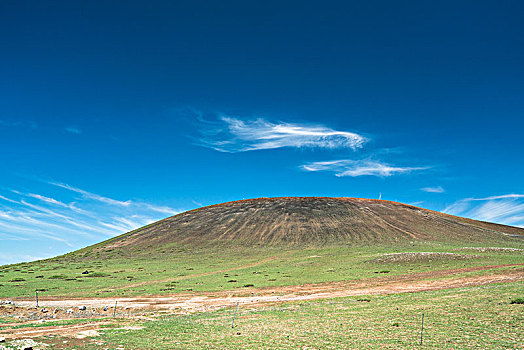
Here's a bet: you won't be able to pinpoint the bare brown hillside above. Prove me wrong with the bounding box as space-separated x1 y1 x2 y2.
84 198 522 254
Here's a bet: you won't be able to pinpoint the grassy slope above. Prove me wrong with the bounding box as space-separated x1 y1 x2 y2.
1 242 522 298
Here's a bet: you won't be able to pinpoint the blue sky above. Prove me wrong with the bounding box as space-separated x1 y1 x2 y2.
1 0 523 264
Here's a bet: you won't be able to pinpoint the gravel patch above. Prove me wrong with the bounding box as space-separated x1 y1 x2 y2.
371 252 481 263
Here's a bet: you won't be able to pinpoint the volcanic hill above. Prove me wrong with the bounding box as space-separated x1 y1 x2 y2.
84 197 522 256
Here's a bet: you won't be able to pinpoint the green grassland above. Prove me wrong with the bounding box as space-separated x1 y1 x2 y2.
26 282 518 349
1 242 522 298
1 239 522 349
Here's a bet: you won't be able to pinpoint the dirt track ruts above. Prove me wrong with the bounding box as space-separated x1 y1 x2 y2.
13 264 523 312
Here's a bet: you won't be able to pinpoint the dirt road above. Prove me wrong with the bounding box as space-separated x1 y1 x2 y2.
12 264 524 312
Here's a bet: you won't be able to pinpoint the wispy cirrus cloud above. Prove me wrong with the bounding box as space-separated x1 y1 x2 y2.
65 126 82 134
0 252 48 266
301 159 428 177
469 194 524 201
0 119 37 129
200 116 367 153
49 182 131 207
0 195 18 204
0 181 180 264
197 114 427 180
421 186 445 193
443 194 524 227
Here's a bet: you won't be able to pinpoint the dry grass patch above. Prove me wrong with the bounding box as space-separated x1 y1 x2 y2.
453 247 524 253
371 252 481 263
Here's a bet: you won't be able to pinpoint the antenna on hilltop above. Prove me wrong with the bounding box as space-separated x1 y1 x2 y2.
379 192 382 200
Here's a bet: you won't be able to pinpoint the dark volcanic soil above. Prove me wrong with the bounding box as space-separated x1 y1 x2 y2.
85 197 522 254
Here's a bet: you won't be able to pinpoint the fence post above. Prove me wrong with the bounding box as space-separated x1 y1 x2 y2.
420 313 425 345
35 290 39 308
231 302 239 328
113 300 118 317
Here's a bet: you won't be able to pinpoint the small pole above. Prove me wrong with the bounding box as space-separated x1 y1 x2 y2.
35 290 39 308
113 301 118 317
231 302 239 328
420 313 425 345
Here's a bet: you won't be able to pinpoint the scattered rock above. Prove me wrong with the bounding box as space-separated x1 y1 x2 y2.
8 339 39 350
78 305 87 310
0 337 4 343
66 308 74 314
82 270 89 274
453 247 524 252
103 306 108 311
75 330 99 339
41 308 48 313
371 252 480 263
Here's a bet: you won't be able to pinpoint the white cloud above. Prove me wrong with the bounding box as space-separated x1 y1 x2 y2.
421 186 445 193
0 252 51 265
10 191 90 215
0 219 74 246
49 182 131 207
443 194 524 227
47 182 179 216
0 181 181 264
0 119 37 129
192 200 203 207
65 126 81 134
301 159 428 177
142 203 179 215
470 194 524 201
0 195 18 204
27 193 68 206
20 199 79 221
201 116 367 152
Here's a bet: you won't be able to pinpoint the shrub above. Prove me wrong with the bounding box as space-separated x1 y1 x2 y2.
9 278 25 282
84 272 109 278
510 298 524 304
